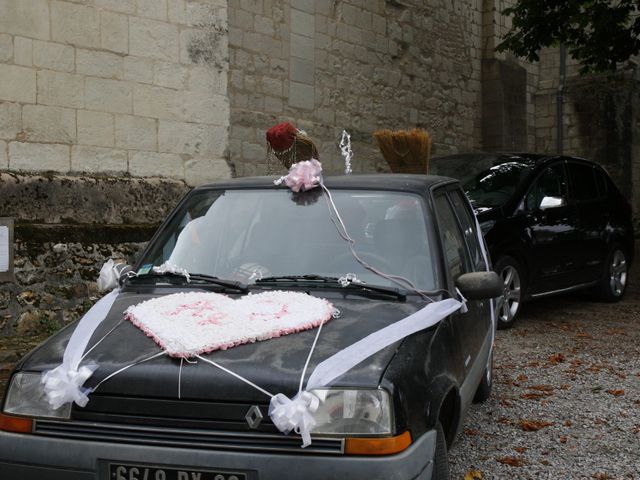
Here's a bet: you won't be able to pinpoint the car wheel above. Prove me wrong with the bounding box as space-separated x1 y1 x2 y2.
597 244 628 302
432 420 450 480
493 255 524 329
473 349 493 403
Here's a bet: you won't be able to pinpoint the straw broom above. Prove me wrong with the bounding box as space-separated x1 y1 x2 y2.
373 129 432 174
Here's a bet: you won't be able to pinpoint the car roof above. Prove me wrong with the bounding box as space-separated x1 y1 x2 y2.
193 173 457 194
432 152 594 168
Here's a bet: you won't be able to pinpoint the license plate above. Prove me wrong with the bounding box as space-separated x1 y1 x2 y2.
109 463 247 480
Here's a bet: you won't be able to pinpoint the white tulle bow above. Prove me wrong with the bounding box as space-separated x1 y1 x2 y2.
42 364 96 409
269 391 321 448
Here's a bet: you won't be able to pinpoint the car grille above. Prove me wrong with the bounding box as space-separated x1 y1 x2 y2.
33 394 344 455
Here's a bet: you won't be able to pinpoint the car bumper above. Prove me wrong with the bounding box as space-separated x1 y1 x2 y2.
0 429 436 480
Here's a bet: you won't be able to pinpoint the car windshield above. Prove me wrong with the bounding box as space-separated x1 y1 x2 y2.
431 156 535 208
139 188 436 291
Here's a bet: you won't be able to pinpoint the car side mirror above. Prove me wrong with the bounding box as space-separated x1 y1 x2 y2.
539 195 566 210
455 271 502 300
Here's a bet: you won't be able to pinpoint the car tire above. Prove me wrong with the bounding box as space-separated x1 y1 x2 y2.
432 420 450 480
473 349 493 403
493 255 524 329
596 243 629 302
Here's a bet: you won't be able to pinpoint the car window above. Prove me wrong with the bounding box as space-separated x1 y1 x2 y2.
595 167 608 197
434 193 473 281
567 162 598 202
448 190 485 271
140 189 436 290
524 163 568 211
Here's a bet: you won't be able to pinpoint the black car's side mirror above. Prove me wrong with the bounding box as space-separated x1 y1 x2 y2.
455 271 502 300
539 195 566 210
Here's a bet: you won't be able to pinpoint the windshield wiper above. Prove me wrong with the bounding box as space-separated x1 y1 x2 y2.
127 272 249 292
254 275 406 301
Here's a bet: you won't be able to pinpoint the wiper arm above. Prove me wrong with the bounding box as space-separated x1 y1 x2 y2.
127 272 248 292
255 275 406 301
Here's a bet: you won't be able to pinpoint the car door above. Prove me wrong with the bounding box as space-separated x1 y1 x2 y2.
520 161 583 294
433 188 488 401
565 160 608 283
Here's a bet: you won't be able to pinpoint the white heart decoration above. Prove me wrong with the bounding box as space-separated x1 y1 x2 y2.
125 291 334 358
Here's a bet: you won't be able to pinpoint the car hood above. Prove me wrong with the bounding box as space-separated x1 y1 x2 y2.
19 291 431 402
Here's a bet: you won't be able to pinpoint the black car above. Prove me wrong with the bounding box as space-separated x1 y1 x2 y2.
0 175 500 480
431 153 635 328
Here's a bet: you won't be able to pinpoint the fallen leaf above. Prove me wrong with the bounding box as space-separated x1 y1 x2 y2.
464 469 484 480
498 417 513 425
548 353 566 364
593 473 611 480
519 419 554 432
514 446 527 453
496 456 526 467
528 384 554 392
464 428 479 436
520 392 547 400
605 389 625 396
564 420 573 427
516 374 527 382
559 435 568 444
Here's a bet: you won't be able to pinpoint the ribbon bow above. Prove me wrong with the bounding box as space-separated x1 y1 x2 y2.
42 364 97 409
269 391 321 447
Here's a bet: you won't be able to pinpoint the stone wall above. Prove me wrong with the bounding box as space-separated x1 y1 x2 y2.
0 0 232 185
0 173 190 336
226 0 485 176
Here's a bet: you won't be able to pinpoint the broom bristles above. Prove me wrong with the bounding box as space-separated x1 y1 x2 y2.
373 128 432 174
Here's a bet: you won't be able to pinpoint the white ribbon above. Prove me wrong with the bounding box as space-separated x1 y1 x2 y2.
269 391 320 448
42 289 120 408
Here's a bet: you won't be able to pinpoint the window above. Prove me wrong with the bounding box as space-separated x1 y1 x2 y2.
448 190 485 271
435 194 472 281
567 162 598 202
524 163 568 211
595 168 608 198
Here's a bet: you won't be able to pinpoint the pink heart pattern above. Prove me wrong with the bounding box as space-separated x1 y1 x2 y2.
125 291 334 358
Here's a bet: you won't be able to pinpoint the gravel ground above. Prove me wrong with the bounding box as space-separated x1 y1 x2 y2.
450 246 640 479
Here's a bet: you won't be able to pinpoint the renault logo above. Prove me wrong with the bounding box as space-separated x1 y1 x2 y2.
245 405 263 429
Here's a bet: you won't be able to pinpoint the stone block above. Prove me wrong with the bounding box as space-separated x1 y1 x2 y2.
13 37 33 66
133 83 183 120
77 49 124 79
86 78 132 114
77 110 115 147
71 145 128 173
124 56 154 84
95 0 136 14
158 120 226 155
184 157 232 186
290 57 314 85
288 81 314 110
0 140 6 169
183 91 229 125
9 142 70 172
154 61 187 89
51 1 100 48
0 65 36 104
254 16 275 36
262 77 283 97
291 9 314 37
0 103 21 140
240 0 262 14
130 17 179 62
187 66 226 95
0 0 50 40
0 34 13 62
101 11 129 54
137 0 167 20
291 0 314 14
129 151 184 178
23 105 76 143
290 33 314 59
168 0 186 24
115 115 157 150
180 26 228 67
33 41 75 72
264 95 282 113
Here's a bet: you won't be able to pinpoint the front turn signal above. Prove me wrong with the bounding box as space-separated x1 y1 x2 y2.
345 430 412 455
0 413 33 433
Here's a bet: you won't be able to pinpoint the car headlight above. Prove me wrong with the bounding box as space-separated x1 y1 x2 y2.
310 389 392 436
3 372 71 419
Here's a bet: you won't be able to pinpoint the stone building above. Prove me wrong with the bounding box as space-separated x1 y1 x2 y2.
0 0 638 339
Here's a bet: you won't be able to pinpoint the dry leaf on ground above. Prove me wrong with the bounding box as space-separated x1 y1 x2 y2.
496 456 526 467
605 389 625 396
463 469 484 480
519 419 554 431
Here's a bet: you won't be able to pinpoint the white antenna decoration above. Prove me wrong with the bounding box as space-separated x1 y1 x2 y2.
339 130 353 175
